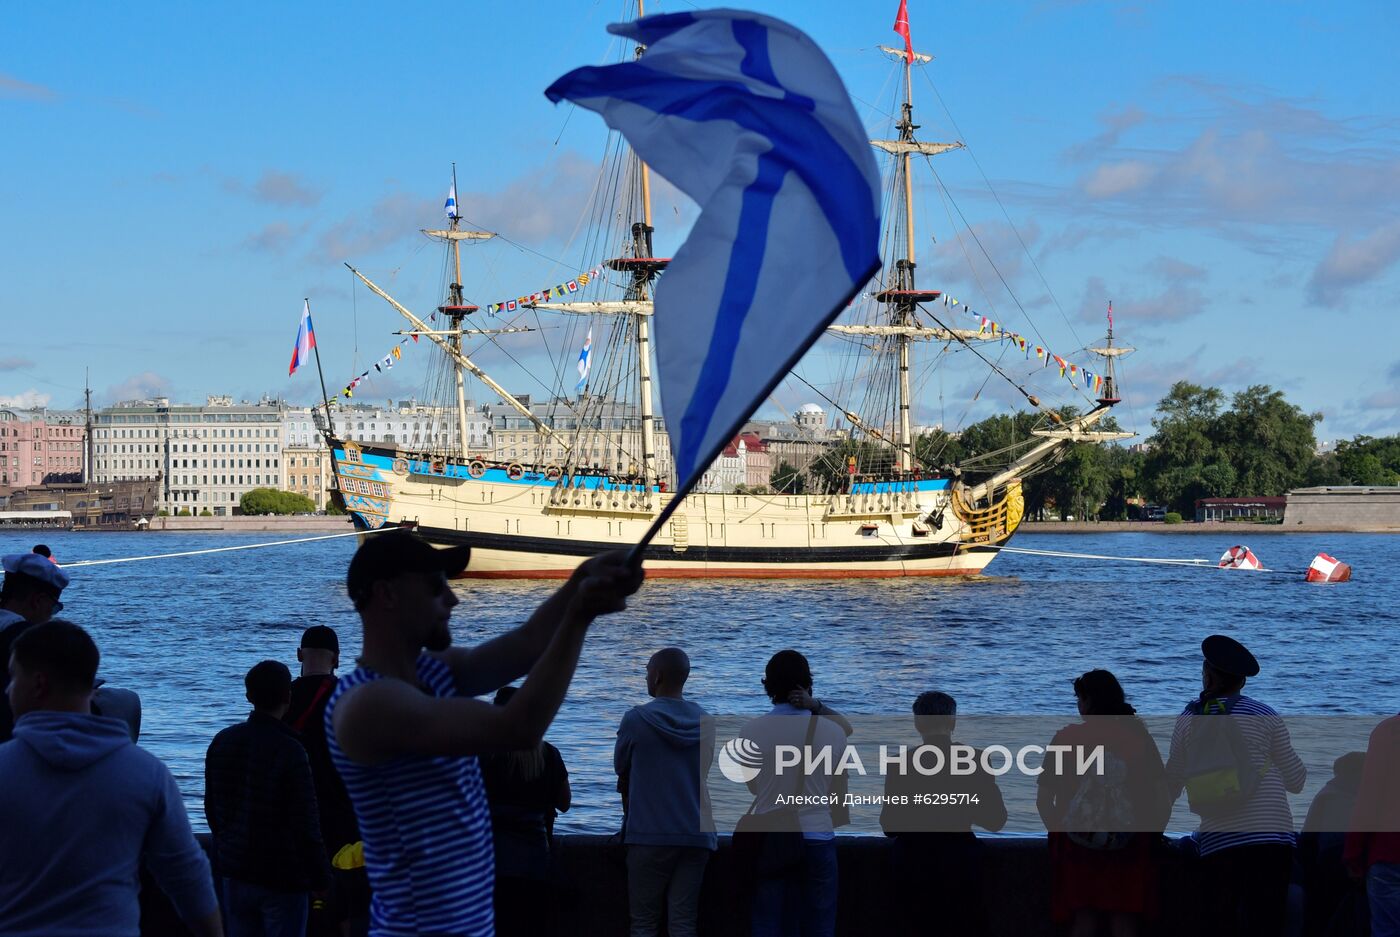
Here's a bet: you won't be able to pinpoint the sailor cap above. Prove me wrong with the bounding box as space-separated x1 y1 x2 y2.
1 553 71 594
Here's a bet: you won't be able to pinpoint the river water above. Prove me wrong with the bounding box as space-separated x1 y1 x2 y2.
4 529 1393 833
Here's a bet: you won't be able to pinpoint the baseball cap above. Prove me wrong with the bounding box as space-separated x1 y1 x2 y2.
2 553 70 609
300 625 339 652
345 529 470 608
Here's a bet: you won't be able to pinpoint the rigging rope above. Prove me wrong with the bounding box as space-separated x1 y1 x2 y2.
980 543 1288 575
59 529 380 569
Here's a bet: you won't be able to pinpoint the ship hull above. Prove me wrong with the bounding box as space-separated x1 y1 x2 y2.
329 440 1020 580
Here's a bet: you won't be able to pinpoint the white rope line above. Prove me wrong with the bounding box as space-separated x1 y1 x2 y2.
984 545 1214 567
984 544 1299 575
58 528 380 568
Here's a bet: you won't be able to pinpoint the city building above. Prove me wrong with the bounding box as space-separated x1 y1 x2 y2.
92 396 285 515
285 400 491 454
489 395 673 479
8 480 160 529
0 408 88 490
696 437 747 493
738 432 772 489
1195 497 1288 523
742 403 845 488
284 445 332 510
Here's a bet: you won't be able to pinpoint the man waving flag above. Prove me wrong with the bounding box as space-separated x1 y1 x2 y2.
545 10 881 508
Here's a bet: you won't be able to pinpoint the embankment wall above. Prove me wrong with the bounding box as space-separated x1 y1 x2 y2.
161 834 1220 936
147 515 352 533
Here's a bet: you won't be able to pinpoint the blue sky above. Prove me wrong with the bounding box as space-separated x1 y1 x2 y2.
3 0 1398 444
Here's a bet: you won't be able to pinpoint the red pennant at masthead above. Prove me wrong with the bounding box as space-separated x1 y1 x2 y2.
893 0 914 63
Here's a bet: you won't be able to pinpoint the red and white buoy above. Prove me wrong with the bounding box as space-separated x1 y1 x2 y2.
1305 552 1352 583
1218 545 1263 570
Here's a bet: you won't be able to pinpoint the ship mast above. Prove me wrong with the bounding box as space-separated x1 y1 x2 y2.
589 1 663 487
895 57 916 472
424 163 493 458
870 45 963 473
1088 303 1134 405
633 11 659 486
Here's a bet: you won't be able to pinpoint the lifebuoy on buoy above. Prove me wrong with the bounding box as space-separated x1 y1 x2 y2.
1218 545 1262 570
468 460 486 479
544 464 563 481
506 462 525 480
392 459 409 476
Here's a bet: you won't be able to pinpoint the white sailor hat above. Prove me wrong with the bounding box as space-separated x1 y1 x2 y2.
1 553 71 594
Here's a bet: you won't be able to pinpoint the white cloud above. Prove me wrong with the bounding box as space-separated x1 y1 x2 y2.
1307 220 1400 307
103 372 171 405
1081 160 1157 198
224 170 323 208
0 390 52 409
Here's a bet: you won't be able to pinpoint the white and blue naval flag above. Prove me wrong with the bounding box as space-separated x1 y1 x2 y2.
576 327 593 392
444 181 459 220
546 9 881 493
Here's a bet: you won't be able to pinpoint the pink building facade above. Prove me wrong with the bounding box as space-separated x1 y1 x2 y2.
0 409 87 489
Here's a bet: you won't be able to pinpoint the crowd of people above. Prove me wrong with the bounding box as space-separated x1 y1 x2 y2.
1 534 1398 937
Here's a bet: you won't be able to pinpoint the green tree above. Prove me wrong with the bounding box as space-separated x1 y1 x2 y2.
1100 445 1145 520
239 488 316 516
807 440 890 492
769 461 807 495
1213 385 1320 495
1046 443 1110 520
912 428 965 470
1142 382 1227 514
1333 437 1400 485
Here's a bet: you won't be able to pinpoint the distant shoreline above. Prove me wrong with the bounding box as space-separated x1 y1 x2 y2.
1017 521 1399 534
37 517 1400 535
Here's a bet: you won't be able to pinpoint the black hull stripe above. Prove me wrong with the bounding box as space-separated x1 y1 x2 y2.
375 522 1002 564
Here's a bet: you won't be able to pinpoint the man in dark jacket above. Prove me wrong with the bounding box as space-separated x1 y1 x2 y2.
206 660 330 937
284 625 363 936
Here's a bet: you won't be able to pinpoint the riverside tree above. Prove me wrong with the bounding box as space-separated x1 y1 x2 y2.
238 488 316 516
1144 382 1320 515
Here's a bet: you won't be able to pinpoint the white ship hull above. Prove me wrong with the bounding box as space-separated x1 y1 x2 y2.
330 440 1022 579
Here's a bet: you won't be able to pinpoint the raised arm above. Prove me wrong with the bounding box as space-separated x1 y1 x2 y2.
336 552 643 763
434 552 630 697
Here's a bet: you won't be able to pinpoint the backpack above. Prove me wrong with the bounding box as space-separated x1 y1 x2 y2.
1064 751 1136 850
1181 698 1268 817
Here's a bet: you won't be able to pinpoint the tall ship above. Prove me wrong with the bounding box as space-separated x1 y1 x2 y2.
324 12 1131 578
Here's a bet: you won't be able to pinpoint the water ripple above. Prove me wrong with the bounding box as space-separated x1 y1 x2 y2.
9 530 1394 833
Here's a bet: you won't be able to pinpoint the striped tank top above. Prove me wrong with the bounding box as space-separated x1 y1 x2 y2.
1165 694 1308 857
325 654 494 937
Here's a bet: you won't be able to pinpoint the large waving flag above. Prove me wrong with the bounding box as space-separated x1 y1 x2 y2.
546 10 881 494
288 300 316 376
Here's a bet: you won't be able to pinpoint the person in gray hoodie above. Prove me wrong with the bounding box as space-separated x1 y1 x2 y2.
614 646 717 937
0 620 222 937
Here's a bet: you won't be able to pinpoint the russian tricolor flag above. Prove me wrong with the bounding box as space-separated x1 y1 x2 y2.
288 300 316 376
